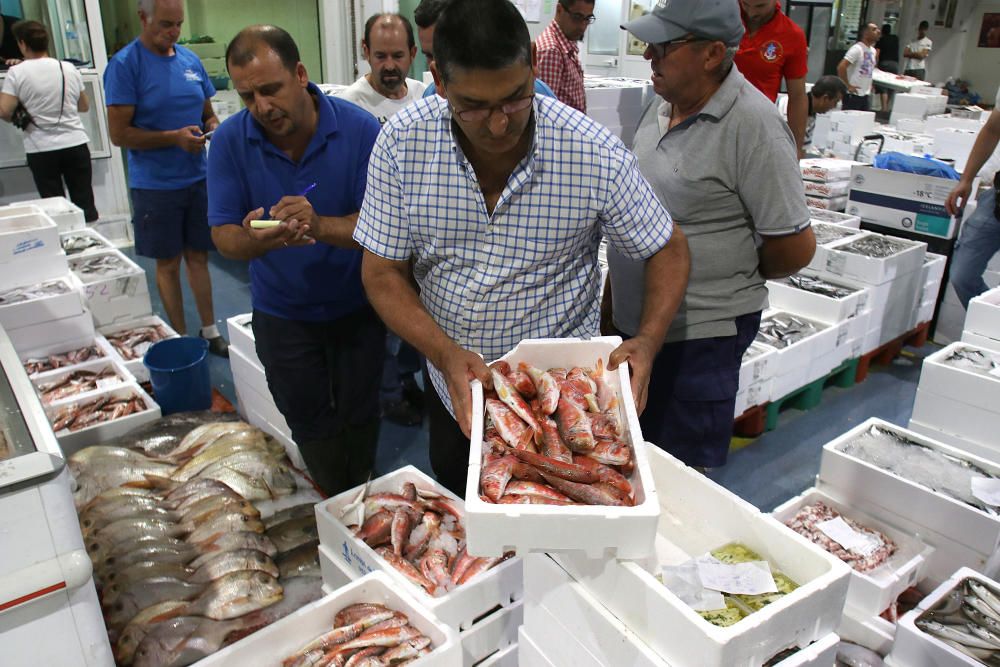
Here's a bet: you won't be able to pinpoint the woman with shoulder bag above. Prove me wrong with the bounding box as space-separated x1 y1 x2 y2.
0 20 98 221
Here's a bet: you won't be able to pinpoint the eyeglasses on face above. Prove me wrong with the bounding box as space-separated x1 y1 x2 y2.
649 36 708 59
568 10 596 23
451 95 534 122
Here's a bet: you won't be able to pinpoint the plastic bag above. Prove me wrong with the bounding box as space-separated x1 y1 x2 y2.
872 152 961 180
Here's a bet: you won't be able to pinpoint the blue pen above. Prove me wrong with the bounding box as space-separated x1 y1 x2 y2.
298 182 317 197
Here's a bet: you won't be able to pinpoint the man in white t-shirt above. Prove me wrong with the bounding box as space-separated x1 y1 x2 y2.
838 23 880 112
339 13 425 125
904 20 933 81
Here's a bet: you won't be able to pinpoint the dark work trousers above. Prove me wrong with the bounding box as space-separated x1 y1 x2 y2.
253 306 385 497
639 311 762 469
842 93 871 111
24 143 99 222
424 369 470 497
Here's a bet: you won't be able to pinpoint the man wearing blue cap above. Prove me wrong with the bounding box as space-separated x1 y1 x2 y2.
606 0 816 470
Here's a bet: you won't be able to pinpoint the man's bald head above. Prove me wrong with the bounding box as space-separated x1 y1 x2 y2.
226 24 301 74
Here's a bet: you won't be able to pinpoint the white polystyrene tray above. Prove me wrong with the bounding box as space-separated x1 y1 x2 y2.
196 570 461 667
315 466 523 631
818 418 1000 557
19 335 114 378
771 487 934 618
31 357 134 405
888 567 998 667
464 336 659 559
555 444 851 667
0 276 85 331
965 286 1000 340
918 342 1000 414
766 274 866 325
44 382 160 456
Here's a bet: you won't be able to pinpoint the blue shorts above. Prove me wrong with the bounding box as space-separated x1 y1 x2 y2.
130 181 215 259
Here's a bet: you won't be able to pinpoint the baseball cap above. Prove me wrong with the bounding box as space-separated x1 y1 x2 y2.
622 0 745 48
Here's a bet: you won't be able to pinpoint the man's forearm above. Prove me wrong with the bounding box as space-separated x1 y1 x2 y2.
211 224 274 261
112 125 179 150
633 228 690 346
837 62 850 87
960 112 1000 185
313 214 362 250
788 93 808 154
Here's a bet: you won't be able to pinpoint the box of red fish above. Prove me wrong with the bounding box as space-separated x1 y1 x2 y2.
43 382 160 455
197 570 461 667
464 336 660 559
19 334 115 377
30 356 135 405
99 314 179 383
771 487 934 618
315 466 524 631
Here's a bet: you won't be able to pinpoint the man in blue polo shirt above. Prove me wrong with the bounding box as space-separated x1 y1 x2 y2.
104 0 227 356
208 25 383 496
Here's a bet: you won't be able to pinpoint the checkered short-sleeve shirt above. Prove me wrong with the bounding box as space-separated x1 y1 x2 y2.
354 94 673 413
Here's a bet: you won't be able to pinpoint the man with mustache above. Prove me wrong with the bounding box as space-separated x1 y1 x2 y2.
207 25 384 496
535 0 594 112
340 13 426 126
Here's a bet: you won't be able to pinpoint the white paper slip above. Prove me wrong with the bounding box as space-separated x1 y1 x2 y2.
696 557 777 595
972 477 1000 507
661 560 726 612
817 516 880 555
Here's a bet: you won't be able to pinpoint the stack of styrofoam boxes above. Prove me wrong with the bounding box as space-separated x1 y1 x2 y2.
735 342 775 418
807 207 861 229
527 444 850 667
800 159 863 211
810 227 927 352
912 252 946 329
199 571 462 666
754 309 844 401
925 113 985 134
98 315 179 383
316 467 524 667
811 113 832 153
824 110 876 162
1 196 85 232
888 92 947 128
584 77 652 145
962 285 1000 351
67 248 153 327
932 126 978 172
226 313 304 469
887 568 1000 667
767 272 871 370
908 342 1000 462
881 129 934 156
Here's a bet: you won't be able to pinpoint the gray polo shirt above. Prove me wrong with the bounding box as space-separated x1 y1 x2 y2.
608 66 810 342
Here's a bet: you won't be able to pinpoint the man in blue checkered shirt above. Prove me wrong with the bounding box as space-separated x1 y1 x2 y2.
354 0 690 494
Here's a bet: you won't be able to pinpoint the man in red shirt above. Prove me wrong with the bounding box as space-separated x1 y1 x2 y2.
736 0 809 157
535 0 592 112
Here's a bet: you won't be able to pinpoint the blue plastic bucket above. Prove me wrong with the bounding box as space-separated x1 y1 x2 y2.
143 337 212 414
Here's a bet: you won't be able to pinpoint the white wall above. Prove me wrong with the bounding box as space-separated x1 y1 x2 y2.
875 0 979 85
960 1 1000 100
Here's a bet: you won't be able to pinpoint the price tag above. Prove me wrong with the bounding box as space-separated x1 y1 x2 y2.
971 477 1000 507
696 557 777 595
817 516 880 555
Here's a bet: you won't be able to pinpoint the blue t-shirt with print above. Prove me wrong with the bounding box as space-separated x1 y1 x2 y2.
104 40 215 189
207 83 380 322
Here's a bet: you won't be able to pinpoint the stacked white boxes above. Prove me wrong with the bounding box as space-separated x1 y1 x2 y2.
962 285 1000 351
913 252 946 328
881 130 934 156
932 127 978 172
225 313 304 469
1 196 85 232
584 76 652 145
823 111 876 161
800 159 863 211
807 206 861 229
315 467 524 666
925 113 985 134
67 248 153 327
908 342 1000 463
753 309 845 400
735 342 776 418
888 92 947 127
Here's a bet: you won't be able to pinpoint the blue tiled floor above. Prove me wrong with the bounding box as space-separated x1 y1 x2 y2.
128 249 937 510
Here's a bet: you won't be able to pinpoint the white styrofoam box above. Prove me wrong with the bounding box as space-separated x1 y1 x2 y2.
315 466 524 631
771 487 934 618
89 214 132 246
230 342 268 393
477 641 518 667
6 309 95 356
30 356 134 405
69 248 149 299
806 229 871 276
766 275 867 325
803 180 850 198
98 314 179 380
925 114 984 133
820 231 927 287
805 195 847 211
519 627 557 667
891 93 948 120
888 568 997 667
584 81 647 111
807 207 861 228
555 444 851 667
812 114 831 149
807 328 851 382
910 389 1000 461
739 342 777 390
961 330 1000 352
772 634 840 667
829 110 876 143
458 599 522 666
0 203 44 219
0 210 61 262
69 275 152 327
800 158 863 182
818 418 1000 556
238 384 291 440
11 197 85 231
226 312 261 367
922 251 947 289
933 127 977 171
18 334 114 378
843 309 872 345
0 277 85 331
965 286 1000 340
197 571 461 667
0 248 69 288
837 610 896 655
846 165 969 240
59 228 113 258
918 342 1000 414
895 116 927 133
734 379 770 418
465 336 659 559
882 132 934 156
769 363 810 403
44 382 160 456
911 86 945 97
915 298 936 326
758 310 840 383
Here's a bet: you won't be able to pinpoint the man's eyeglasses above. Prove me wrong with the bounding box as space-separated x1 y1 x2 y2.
649 36 708 59
451 95 535 122
568 11 597 24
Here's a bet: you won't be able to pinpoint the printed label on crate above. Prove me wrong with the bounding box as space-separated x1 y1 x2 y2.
826 253 846 276
817 516 881 555
971 478 1000 507
339 540 375 576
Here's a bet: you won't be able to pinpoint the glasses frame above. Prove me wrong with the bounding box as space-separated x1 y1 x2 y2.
568 10 597 24
649 36 709 59
451 94 535 123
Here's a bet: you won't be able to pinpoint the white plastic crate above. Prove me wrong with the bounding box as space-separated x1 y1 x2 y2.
960 330 1000 353
555 444 851 667
965 286 1000 340
11 196 85 231
0 210 61 262
44 382 160 456
0 276 85 331
30 357 134 405
98 315 179 383
818 418 1000 556
465 336 659 559
226 312 261 369
917 342 1000 415
771 487 934 618
6 309 94 357
315 466 524 631
766 274 867 325
910 389 1000 462
888 568 998 667
197 571 461 667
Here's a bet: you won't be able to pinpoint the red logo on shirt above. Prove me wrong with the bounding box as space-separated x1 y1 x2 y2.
760 41 783 63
